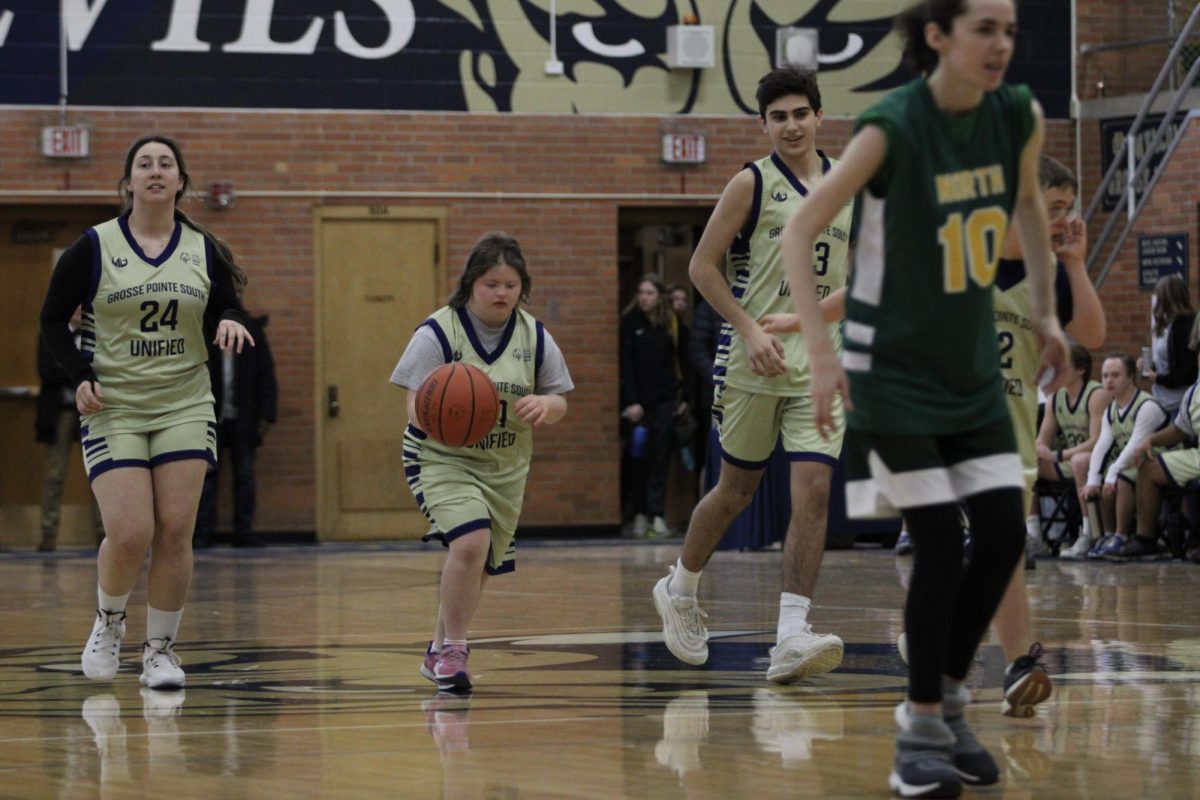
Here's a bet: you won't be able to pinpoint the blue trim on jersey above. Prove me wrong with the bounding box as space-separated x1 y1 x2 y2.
420 320 453 363
457 306 517 365
786 451 839 467
406 423 428 440
1116 390 1143 424
735 162 763 248
204 236 215 281
404 465 421 478
443 518 490 542
88 458 152 482
720 445 770 470
150 449 217 468
485 556 515 576
85 228 102 304
117 212 182 268
535 320 545 376
770 149 832 197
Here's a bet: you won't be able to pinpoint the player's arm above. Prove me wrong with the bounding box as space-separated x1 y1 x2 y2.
781 126 887 434
1035 399 1060 462
760 287 847 334
1106 402 1169 483
1084 411 1114 495
406 391 420 431
1063 388 1111 461
1056 217 1105 349
1011 102 1069 393
689 169 784 377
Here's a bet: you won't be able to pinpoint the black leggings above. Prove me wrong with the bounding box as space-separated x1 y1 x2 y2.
904 487 1025 703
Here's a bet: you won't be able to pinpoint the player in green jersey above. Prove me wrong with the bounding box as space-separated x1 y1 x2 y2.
391 233 573 692
40 135 254 691
780 1 1070 797
652 67 853 683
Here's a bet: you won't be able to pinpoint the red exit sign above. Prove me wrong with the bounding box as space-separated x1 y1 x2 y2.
661 133 705 164
41 126 90 158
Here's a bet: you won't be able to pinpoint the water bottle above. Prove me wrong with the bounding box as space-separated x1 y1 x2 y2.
630 424 649 459
679 444 696 471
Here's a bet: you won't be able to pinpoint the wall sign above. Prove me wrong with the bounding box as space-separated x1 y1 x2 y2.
1138 233 1188 291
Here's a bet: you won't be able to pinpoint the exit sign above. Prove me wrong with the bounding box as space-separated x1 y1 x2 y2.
661 133 705 164
41 126 90 158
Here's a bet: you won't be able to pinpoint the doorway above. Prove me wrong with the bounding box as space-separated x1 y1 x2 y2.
314 206 447 541
0 204 117 547
616 206 714 535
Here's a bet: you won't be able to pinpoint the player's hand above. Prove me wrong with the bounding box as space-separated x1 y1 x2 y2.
1033 317 1070 394
1134 440 1154 465
1101 482 1117 499
515 395 550 426
1079 484 1100 503
675 401 689 417
808 342 850 440
744 325 787 377
214 319 255 353
622 403 644 423
759 313 801 335
76 380 105 415
1036 442 1055 463
1053 215 1087 267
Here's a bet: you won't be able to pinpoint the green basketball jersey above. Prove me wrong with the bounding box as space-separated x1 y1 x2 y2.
843 79 1035 434
1053 380 1101 448
715 152 853 396
81 216 214 432
413 305 540 479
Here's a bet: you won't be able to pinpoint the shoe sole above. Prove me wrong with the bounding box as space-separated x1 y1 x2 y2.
652 578 707 666
420 664 437 683
139 674 185 691
766 641 843 683
434 672 472 693
888 770 962 798
1002 669 1052 718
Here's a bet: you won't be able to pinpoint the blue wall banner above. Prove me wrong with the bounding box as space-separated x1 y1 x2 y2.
1138 233 1188 291
1100 113 1190 213
0 1 1071 115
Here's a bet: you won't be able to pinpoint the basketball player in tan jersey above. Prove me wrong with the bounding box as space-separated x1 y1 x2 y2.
40 136 254 691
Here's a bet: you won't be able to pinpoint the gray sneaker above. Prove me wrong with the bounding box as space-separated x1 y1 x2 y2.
653 567 708 665
890 703 961 798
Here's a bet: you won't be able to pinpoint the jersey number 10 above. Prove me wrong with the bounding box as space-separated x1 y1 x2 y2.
938 207 1007 294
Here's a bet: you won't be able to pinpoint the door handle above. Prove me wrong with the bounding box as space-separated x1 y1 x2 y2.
328 385 340 418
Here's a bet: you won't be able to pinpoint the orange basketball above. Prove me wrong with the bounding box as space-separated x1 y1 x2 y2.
414 363 500 447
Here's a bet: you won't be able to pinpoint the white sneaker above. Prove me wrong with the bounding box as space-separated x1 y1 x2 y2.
632 514 649 538
140 637 185 690
650 516 672 538
1059 534 1092 560
82 609 127 681
653 567 709 665
1026 531 1051 558
766 626 844 683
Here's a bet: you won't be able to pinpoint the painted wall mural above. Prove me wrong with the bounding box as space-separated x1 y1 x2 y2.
0 0 1069 117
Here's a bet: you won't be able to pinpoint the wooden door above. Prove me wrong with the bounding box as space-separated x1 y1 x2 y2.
315 206 446 540
0 205 115 547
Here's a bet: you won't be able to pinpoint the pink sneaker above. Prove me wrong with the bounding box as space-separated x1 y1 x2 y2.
420 642 439 683
434 643 472 692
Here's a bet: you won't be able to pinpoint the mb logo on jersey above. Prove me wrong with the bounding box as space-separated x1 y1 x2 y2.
772 191 788 203
111 256 128 268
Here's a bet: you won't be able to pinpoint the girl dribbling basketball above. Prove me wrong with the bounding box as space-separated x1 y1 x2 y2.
389 232 573 692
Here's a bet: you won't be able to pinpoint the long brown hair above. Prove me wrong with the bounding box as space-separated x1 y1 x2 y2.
1152 273 1193 336
896 0 970 76
119 135 246 287
447 232 532 309
622 274 671 329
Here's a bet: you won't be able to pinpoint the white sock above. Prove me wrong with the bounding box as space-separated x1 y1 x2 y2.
668 558 701 598
1025 515 1041 539
1080 517 1092 538
146 606 183 644
777 592 812 643
97 586 130 613
443 638 468 648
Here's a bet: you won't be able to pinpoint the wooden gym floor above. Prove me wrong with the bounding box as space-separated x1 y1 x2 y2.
1 541 1198 799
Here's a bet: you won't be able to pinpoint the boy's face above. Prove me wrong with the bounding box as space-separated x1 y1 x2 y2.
761 93 821 162
1044 185 1075 247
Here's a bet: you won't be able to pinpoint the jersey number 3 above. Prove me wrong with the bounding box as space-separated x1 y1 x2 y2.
938 208 1007 293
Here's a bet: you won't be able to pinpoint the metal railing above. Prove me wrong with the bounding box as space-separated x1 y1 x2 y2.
1082 2 1200 289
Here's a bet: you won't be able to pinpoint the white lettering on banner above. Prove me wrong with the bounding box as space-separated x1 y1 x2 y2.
224 0 324 55
334 1 414 60
152 0 210 52
64 0 110 51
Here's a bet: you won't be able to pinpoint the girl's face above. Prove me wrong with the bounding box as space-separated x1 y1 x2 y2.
468 262 522 325
1101 357 1132 396
127 142 183 208
636 281 660 314
933 0 1016 93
